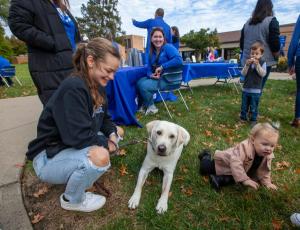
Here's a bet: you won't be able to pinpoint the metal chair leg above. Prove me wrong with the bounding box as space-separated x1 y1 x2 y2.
157 90 173 119
1 77 10 87
14 76 22 86
177 89 189 111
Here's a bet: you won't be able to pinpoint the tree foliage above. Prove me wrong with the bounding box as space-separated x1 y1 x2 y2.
0 0 9 25
76 0 124 39
181 28 219 59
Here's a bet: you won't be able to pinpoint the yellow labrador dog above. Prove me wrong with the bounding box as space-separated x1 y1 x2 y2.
128 120 190 214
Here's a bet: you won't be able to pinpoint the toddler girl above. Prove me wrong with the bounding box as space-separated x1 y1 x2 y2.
199 122 279 191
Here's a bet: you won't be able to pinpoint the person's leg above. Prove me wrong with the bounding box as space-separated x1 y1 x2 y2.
249 93 261 122
33 146 110 203
136 77 159 107
261 66 272 91
294 57 300 120
240 92 249 121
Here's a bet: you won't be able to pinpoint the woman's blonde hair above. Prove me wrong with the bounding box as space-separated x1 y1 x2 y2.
250 122 280 139
73 37 120 110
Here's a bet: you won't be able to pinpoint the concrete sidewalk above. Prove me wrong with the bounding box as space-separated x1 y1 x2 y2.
0 96 42 230
0 72 292 229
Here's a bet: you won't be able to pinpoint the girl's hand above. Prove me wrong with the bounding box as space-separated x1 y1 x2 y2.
242 179 260 190
265 183 278 190
289 66 295 75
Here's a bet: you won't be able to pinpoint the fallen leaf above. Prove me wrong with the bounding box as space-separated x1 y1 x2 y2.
181 186 193 196
168 191 173 197
33 186 49 198
14 163 24 168
202 142 213 148
202 176 209 183
31 213 44 224
219 216 231 222
119 164 128 176
118 149 126 156
295 169 300 174
180 165 188 174
274 161 290 171
272 219 283 230
205 130 212 137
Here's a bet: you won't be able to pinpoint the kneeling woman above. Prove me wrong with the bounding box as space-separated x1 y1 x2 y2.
137 27 183 115
27 38 121 212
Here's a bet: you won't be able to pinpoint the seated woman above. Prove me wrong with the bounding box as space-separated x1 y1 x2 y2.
27 38 122 212
137 27 183 115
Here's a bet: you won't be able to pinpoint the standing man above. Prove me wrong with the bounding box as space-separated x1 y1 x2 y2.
132 8 172 64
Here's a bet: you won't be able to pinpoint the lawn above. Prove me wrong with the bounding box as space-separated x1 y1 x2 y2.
0 64 36 99
10 65 300 229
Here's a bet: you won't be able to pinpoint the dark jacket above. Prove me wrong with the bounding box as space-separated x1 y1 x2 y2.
8 0 81 105
26 77 117 161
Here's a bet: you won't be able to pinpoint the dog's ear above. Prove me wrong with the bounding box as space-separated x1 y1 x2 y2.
146 120 160 136
176 126 190 146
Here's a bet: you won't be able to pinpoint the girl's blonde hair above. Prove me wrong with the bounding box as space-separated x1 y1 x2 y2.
73 37 120 110
250 122 280 139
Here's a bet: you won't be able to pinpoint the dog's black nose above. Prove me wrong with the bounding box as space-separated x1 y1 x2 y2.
158 144 166 154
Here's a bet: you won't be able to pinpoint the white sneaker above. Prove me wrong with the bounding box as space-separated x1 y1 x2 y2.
290 213 300 227
145 104 158 115
60 192 106 212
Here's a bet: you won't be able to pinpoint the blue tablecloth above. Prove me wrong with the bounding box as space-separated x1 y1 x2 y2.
183 63 237 83
106 66 178 126
106 66 147 127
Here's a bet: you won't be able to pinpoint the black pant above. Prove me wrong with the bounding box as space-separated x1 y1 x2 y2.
200 158 234 186
200 158 216 175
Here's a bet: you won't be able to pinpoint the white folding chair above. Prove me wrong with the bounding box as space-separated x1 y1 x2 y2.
227 66 244 93
0 66 22 87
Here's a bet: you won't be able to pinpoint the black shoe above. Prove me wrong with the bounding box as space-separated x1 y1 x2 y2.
209 175 234 192
209 175 220 191
198 149 212 161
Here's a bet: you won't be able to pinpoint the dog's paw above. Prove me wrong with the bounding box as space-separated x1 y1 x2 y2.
128 194 140 209
156 198 168 214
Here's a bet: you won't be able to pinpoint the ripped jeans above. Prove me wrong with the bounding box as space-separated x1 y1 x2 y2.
33 147 110 203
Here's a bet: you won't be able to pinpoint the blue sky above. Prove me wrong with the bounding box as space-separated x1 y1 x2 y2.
71 0 300 37
6 0 300 37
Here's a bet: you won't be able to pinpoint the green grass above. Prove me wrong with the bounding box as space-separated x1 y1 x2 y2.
0 64 36 99
16 64 299 229
106 80 299 229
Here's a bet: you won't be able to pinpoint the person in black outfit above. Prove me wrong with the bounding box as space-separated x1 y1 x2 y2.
27 38 121 212
8 0 81 105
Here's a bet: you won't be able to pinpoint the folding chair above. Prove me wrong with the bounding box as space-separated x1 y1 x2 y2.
157 67 189 119
227 66 244 93
0 66 22 87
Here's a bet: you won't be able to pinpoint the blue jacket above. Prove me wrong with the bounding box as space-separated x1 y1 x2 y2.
133 16 172 54
147 43 183 77
288 15 300 67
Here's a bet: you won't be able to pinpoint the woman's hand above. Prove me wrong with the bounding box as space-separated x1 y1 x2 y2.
289 66 295 75
108 134 118 153
151 73 160 79
154 66 163 76
242 179 260 190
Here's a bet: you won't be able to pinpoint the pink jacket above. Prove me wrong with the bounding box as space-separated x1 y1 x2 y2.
214 139 274 186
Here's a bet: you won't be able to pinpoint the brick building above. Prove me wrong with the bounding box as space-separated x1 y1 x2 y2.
180 23 296 61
